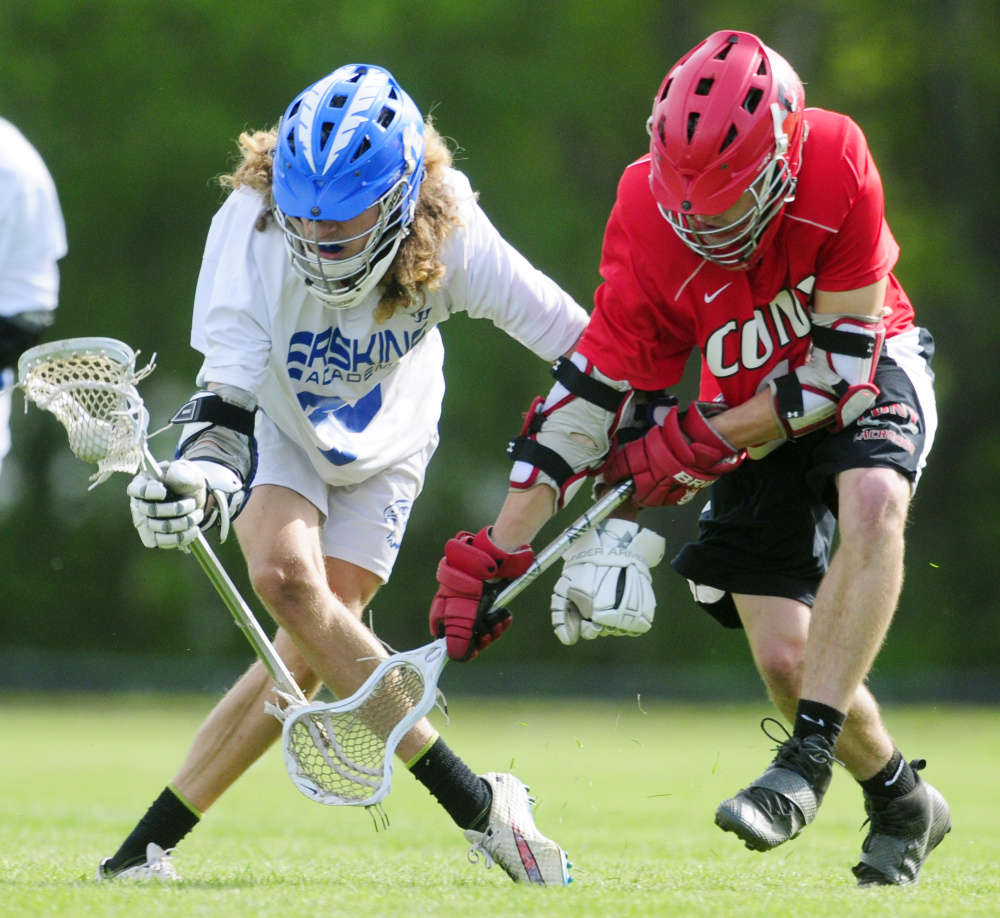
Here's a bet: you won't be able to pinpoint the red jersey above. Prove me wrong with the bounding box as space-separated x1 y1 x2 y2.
577 108 915 407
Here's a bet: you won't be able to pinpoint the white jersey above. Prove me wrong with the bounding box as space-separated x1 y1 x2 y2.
0 118 67 318
191 168 588 486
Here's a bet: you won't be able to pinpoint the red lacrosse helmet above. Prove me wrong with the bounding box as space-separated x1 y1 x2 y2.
648 31 806 267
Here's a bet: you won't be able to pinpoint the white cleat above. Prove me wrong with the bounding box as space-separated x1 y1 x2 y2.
96 843 179 881
464 772 572 886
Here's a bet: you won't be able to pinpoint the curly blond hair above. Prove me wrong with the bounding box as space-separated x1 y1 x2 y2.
218 122 460 321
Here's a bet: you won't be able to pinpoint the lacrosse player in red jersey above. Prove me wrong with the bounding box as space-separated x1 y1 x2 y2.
0 118 66 478
430 31 950 886
97 64 580 885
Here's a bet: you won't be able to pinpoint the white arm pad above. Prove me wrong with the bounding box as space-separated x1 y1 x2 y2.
767 311 884 440
175 385 257 480
510 353 632 507
168 385 257 538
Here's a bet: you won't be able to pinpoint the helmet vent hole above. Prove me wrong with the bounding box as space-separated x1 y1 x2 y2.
351 135 372 162
715 37 737 60
330 94 347 109
742 88 764 113
347 71 363 84
376 106 394 128
286 130 297 156
659 78 672 103
289 101 302 118
719 124 739 153
757 58 768 76
695 78 714 96
320 122 334 147
658 116 666 144
686 112 700 142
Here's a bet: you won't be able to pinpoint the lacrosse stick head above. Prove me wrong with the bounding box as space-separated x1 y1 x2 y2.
17 337 154 486
280 638 449 808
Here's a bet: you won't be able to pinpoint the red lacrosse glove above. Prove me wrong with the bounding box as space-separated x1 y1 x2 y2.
429 527 534 662
603 401 744 508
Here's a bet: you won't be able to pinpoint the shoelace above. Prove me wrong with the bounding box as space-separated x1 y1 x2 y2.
466 834 496 870
742 785 797 820
761 717 842 773
148 848 177 875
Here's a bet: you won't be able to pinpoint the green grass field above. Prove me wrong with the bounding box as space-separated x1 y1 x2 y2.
1 696 997 917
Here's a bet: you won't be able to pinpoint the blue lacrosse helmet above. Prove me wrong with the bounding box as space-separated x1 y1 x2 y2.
272 64 426 308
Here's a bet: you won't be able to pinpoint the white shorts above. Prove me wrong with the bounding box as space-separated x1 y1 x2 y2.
252 411 438 583
0 370 13 476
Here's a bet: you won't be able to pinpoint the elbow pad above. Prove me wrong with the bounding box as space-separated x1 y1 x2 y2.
507 353 631 510
768 311 885 439
170 386 258 533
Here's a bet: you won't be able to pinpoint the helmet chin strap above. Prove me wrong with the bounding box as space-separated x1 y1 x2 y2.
771 102 790 159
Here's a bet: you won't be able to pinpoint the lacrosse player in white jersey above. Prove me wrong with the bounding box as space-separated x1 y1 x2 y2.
98 64 583 885
0 118 66 477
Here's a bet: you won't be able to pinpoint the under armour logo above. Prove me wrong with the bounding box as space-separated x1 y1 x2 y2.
596 522 634 549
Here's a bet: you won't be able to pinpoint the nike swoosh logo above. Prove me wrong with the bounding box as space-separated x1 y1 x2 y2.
704 283 731 303
800 713 826 726
884 757 906 786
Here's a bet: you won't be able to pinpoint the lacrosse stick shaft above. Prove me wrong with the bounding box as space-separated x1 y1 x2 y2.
492 478 635 608
142 446 306 703
189 536 306 702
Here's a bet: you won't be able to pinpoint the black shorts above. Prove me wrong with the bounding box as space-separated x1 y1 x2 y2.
672 327 936 629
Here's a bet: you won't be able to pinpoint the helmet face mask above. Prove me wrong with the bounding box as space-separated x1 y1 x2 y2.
274 176 413 305
271 65 426 308
648 31 805 268
660 126 797 267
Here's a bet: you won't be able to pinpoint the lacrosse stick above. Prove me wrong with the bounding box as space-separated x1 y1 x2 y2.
279 477 636 808
16 337 308 705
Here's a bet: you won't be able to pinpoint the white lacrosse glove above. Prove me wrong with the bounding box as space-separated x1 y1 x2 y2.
128 458 244 549
551 519 666 645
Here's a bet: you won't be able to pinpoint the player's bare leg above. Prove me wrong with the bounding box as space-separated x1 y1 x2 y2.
232 485 435 761
173 630 321 812
97 543 387 878
716 468 950 881
168 553 389 811
734 595 895 779
799 468 909 711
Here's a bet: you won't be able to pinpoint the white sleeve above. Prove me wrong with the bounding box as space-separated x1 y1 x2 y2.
0 124 67 317
191 191 273 393
442 171 588 360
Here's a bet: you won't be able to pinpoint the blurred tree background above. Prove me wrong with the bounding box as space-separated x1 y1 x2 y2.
0 0 997 696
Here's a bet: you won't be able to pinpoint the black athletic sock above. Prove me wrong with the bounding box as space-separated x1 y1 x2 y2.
408 737 493 832
792 699 846 748
103 786 201 874
859 749 917 799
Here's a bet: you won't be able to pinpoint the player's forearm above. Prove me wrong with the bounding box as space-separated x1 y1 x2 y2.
710 389 782 448
490 485 559 552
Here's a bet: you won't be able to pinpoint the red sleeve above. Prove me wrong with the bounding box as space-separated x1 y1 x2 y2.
814 120 899 292
577 179 694 390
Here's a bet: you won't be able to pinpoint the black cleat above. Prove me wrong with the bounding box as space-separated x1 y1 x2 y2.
853 760 951 887
716 719 836 852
